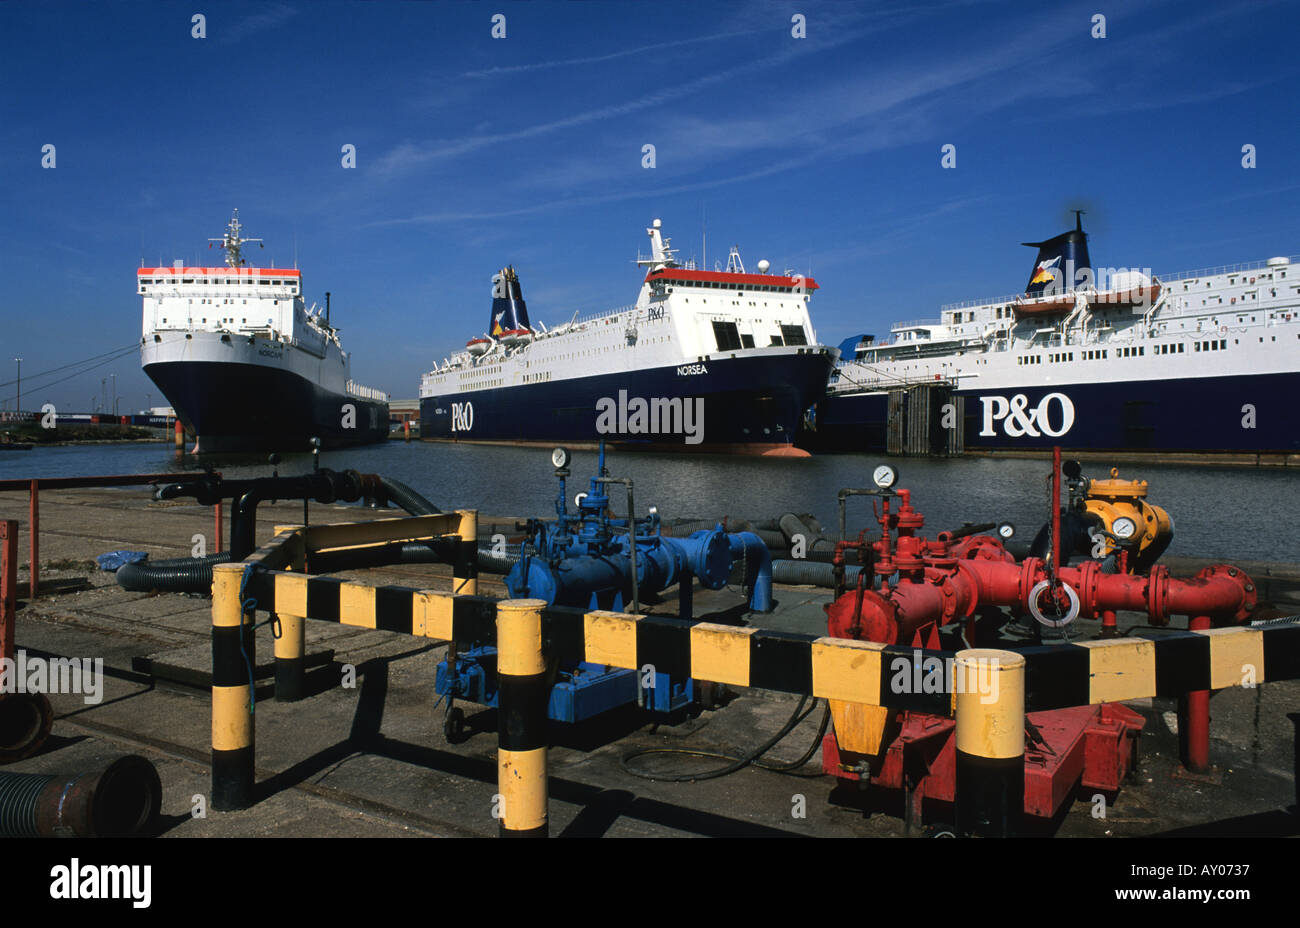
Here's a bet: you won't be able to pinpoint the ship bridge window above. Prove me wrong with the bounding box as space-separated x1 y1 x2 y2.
712 320 743 351
780 324 808 346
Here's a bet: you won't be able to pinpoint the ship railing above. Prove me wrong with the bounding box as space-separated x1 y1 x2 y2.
1155 255 1300 283
572 303 638 325
346 381 388 403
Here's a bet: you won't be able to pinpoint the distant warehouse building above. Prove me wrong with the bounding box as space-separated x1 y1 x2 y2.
389 398 419 433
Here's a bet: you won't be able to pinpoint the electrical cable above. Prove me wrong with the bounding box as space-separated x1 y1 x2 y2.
6 345 140 397
0 343 138 389
620 695 831 782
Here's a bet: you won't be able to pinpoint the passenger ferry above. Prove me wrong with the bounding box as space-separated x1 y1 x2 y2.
419 219 837 454
801 214 1299 455
138 211 389 453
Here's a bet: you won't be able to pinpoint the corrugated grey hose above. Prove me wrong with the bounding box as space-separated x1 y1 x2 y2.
771 559 865 587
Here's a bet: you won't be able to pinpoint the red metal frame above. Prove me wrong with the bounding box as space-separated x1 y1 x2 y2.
0 473 213 600
1 520 15 661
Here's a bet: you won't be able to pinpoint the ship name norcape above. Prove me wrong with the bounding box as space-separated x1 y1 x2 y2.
676 363 707 376
258 344 283 359
595 389 704 445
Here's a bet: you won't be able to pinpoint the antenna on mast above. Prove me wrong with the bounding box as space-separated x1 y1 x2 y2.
208 208 264 268
701 205 706 273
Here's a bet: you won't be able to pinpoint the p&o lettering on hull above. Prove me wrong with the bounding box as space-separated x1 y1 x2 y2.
451 401 474 432
979 392 1075 438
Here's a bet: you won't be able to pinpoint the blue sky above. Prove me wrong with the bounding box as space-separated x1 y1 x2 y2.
2 0 1296 411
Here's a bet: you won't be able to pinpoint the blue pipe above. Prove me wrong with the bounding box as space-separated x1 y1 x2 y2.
728 531 773 613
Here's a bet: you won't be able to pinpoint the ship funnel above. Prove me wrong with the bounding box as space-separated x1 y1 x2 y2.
490 265 531 336
1022 210 1092 296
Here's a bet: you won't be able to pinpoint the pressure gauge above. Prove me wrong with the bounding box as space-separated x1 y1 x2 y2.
997 522 1016 540
551 446 570 469
1111 516 1137 540
872 464 898 490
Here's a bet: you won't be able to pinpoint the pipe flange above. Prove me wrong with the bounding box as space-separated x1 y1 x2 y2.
1028 579 1080 628
1146 564 1170 623
1076 560 1101 616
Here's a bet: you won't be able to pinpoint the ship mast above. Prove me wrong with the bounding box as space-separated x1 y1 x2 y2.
208 209 264 268
638 218 679 271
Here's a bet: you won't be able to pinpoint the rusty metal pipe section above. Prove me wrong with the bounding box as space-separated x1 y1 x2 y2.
0 755 162 837
0 693 54 764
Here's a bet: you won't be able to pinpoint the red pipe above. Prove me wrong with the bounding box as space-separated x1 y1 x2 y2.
1185 614 1212 772
1051 445 1061 579
28 479 38 600
828 555 1256 644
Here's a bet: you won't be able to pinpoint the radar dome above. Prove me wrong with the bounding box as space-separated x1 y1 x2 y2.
757 259 770 274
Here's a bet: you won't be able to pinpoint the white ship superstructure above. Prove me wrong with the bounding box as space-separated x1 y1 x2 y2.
809 215 1300 453
420 219 837 452
139 210 388 452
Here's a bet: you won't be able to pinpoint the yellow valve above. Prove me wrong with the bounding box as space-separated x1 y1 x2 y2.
1086 466 1148 501
1081 467 1173 566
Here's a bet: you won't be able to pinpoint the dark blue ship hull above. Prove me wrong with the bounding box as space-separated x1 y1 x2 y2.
798 372 1300 454
144 360 390 453
421 349 836 453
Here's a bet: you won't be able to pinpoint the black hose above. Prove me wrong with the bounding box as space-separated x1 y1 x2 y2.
621 696 829 782
116 552 234 594
378 476 440 515
116 473 443 594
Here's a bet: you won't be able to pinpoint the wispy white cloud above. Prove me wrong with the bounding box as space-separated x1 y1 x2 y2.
370 13 902 177
219 3 297 45
461 29 764 79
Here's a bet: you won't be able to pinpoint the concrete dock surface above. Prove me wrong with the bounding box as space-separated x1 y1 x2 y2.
1 486 1296 837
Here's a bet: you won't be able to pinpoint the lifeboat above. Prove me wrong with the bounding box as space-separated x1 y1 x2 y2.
1091 282 1162 309
1013 293 1077 317
466 337 491 357
500 327 533 347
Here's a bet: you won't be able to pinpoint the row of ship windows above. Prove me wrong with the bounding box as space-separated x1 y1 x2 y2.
1185 270 1287 290
140 279 297 289
524 371 553 383
657 280 801 293
712 321 807 351
166 299 286 306
159 318 273 325
1022 343 1196 364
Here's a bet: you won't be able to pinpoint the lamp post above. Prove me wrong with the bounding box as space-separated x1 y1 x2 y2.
13 358 20 414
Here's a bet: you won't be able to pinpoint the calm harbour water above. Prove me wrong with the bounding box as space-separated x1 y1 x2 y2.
2 439 1297 563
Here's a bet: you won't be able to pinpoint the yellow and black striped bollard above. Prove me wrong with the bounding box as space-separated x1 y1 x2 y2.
496 599 547 837
953 648 1024 837
211 563 256 810
454 510 478 596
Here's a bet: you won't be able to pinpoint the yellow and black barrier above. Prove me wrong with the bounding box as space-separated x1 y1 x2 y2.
211 563 257 810
210 511 481 808
496 600 549 837
953 649 1024 838
210 509 1300 831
